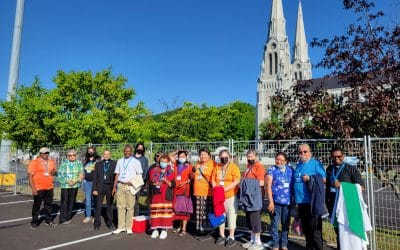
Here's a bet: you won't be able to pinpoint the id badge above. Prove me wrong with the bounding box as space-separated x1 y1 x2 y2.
219 181 224 186
283 182 290 188
176 175 182 181
44 172 49 176
330 187 337 193
197 175 202 180
104 175 107 180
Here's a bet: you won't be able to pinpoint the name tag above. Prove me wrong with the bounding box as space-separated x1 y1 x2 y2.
104 175 107 180
176 176 182 181
219 181 224 186
295 177 302 183
283 182 290 188
330 187 337 193
197 175 202 180
67 174 72 178
44 172 49 176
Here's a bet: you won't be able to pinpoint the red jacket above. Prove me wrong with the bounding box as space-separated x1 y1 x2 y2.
213 186 225 217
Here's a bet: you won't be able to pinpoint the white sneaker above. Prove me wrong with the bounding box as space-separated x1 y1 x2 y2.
159 230 167 239
248 243 264 250
242 241 254 248
112 228 126 234
151 230 159 239
126 229 133 235
82 217 91 223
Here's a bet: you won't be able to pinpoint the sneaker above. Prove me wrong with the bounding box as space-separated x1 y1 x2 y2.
248 243 264 250
112 228 126 234
215 236 226 245
83 217 91 223
45 221 57 227
31 223 38 230
61 220 72 225
242 241 254 248
151 230 159 239
159 230 167 239
126 229 133 235
94 225 100 230
225 238 236 248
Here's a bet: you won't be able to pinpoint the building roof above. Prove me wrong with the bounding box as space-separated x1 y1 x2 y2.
297 77 350 91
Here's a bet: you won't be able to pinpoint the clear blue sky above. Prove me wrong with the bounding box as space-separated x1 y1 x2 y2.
0 0 398 114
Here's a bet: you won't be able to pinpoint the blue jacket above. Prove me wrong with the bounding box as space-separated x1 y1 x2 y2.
239 178 263 212
307 174 328 218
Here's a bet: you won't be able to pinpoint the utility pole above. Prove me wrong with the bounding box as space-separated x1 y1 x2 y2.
0 0 25 172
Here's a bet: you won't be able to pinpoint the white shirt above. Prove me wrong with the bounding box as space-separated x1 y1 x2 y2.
115 156 143 183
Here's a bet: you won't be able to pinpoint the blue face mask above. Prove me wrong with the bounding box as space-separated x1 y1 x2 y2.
178 158 186 164
160 162 168 168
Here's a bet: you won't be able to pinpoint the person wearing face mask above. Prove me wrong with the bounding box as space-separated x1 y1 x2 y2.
149 154 175 240
266 152 294 250
133 142 149 216
211 149 241 248
240 149 265 250
82 146 101 223
169 150 192 236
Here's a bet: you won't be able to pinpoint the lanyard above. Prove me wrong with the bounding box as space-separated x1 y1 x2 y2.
332 163 346 182
103 161 110 173
123 157 133 172
41 158 49 173
220 163 230 181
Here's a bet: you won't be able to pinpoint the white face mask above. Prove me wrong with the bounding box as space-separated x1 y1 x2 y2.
277 164 286 169
178 158 186 164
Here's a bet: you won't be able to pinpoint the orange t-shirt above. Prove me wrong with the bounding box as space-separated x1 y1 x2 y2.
243 161 265 180
193 160 215 197
28 157 56 190
212 162 241 199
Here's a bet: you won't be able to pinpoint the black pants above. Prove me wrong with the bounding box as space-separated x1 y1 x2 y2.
94 185 114 227
31 189 54 225
298 203 323 250
59 188 78 223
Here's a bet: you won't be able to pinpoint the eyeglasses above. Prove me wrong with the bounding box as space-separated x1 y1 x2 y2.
68 154 76 157
331 155 343 158
42 152 50 155
298 151 309 154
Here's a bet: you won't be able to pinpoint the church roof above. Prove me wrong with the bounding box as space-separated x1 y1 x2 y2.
297 77 350 91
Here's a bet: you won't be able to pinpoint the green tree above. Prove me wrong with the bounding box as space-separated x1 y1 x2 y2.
0 69 151 148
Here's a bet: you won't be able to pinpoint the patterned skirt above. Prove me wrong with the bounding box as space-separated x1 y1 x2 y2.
195 196 212 231
150 194 174 229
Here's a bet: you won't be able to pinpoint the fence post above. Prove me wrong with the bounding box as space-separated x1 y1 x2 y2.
13 158 17 195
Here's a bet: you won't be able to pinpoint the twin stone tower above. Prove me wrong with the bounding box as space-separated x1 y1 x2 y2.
256 0 312 139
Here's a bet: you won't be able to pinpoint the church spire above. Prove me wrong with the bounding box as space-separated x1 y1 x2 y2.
268 0 287 41
293 0 309 63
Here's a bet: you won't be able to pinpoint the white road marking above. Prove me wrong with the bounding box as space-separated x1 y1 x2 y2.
38 232 112 250
0 194 20 198
0 200 33 205
0 209 84 224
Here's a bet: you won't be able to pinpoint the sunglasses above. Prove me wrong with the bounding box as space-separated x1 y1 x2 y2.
298 151 309 154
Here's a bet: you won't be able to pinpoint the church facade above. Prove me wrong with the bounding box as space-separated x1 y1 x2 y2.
256 0 312 139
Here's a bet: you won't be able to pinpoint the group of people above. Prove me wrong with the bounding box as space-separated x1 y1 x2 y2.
28 143 366 250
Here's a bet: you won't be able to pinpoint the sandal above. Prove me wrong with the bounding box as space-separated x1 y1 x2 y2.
179 230 186 236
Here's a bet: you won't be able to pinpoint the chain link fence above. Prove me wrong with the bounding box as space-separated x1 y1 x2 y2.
0 137 399 250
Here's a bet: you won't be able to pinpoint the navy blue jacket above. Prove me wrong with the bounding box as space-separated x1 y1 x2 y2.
239 178 263 212
307 174 328 218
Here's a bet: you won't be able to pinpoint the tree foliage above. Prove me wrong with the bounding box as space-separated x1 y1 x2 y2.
0 69 151 148
154 101 255 142
264 0 400 139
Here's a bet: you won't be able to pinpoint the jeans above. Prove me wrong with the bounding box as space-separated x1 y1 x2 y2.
83 180 95 217
270 203 290 248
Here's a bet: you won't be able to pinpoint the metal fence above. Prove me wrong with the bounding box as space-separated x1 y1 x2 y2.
1 137 399 250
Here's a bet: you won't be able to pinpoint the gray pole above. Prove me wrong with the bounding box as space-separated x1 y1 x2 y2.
0 0 25 172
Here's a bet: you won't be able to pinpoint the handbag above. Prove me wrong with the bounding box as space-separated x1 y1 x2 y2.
174 195 193 214
208 212 226 228
291 217 303 236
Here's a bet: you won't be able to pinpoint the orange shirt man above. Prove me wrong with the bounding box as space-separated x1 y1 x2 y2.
28 147 57 228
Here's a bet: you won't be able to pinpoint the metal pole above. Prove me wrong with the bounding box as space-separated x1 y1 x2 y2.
0 0 25 172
